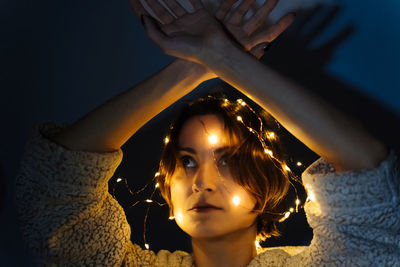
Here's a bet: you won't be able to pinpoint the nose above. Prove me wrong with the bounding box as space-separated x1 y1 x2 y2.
192 160 218 193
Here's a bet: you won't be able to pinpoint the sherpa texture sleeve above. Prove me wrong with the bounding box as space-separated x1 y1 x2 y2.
16 123 400 267
252 151 400 266
259 150 400 266
15 123 177 266
300 150 400 265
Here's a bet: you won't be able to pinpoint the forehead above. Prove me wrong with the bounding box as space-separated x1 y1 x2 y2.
178 114 228 148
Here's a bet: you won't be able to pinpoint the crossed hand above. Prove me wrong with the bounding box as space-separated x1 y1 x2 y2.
130 0 295 67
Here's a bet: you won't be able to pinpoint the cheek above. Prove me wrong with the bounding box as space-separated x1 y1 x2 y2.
170 183 185 206
223 182 257 212
170 175 191 212
170 181 192 226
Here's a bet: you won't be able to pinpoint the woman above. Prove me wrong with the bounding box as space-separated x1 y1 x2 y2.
16 0 399 266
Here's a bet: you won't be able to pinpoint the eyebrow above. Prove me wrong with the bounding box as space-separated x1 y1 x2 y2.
178 146 232 155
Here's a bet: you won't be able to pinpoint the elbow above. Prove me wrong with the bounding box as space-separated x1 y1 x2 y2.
334 140 389 173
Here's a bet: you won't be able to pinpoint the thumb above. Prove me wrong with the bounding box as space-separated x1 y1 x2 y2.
249 42 269 59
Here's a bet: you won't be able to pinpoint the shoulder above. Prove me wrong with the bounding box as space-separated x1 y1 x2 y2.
248 246 306 267
124 243 194 267
301 150 399 210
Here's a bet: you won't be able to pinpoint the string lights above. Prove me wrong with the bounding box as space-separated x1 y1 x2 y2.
208 134 219 145
255 240 262 253
232 195 241 206
112 96 310 251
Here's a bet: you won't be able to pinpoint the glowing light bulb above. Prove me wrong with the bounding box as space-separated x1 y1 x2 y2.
284 165 291 172
264 149 273 157
154 172 160 177
289 207 294 213
224 98 228 103
236 99 246 106
145 243 150 249
307 191 315 202
168 216 175 220
305 185 315 202
145 199 153 203
208 134 218 145
232 195 241 206
176 212 184 223
155 183 160 188
297 162 302 166
267 132 275 139
164 137 169 144
237 116 243 122
279 211 291 222
295 198 300 212
116 178 122 183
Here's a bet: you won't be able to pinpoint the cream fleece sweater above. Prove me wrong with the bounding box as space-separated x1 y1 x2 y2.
16 124 400 266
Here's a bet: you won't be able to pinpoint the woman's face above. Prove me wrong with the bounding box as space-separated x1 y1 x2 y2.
170 114 258 239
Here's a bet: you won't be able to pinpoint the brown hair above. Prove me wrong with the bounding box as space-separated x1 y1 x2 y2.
156 95 290 240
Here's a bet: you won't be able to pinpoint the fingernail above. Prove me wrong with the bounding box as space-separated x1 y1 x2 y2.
262 42 268 49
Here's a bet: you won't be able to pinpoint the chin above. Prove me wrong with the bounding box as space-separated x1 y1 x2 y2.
189 230 228 241
180 223 225 240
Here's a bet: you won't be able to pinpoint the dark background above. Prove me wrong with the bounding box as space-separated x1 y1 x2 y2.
1 0 399 265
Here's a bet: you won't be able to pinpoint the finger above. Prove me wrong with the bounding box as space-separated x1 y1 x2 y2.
215 0 238 21
161 22 187 36
249 42 268 59
303 5 340 45
163 0 187 17
142 15 169 48
289 4 323 33
129 0 150 18
146 0 175 24
228 0 256 25
243 0 279 34
317 25 354 53
188 0 204 10
249 12 295 46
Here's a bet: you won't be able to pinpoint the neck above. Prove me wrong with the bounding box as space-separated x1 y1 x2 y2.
191 225 258 267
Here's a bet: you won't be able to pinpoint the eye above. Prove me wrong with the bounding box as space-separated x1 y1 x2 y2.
218 154 229 167
180 155 197 169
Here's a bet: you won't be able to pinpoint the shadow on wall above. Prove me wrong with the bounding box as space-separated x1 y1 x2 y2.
261 7 400 245
110 4 400 253
263 4 400 154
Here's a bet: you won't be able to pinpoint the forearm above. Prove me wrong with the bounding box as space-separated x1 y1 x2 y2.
204 42 387 171
52 60 211 152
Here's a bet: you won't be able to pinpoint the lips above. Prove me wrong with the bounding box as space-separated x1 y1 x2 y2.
189 202 222 211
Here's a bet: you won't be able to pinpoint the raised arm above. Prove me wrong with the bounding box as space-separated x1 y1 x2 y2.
140 0 388 172
53 0 293 153
51 60 211 152
202 40 388 171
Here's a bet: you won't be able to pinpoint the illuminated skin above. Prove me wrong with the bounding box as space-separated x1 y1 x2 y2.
169 114 258 240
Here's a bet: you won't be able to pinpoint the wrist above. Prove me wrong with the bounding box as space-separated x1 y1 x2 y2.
171 59 216 82
200 39 241 69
